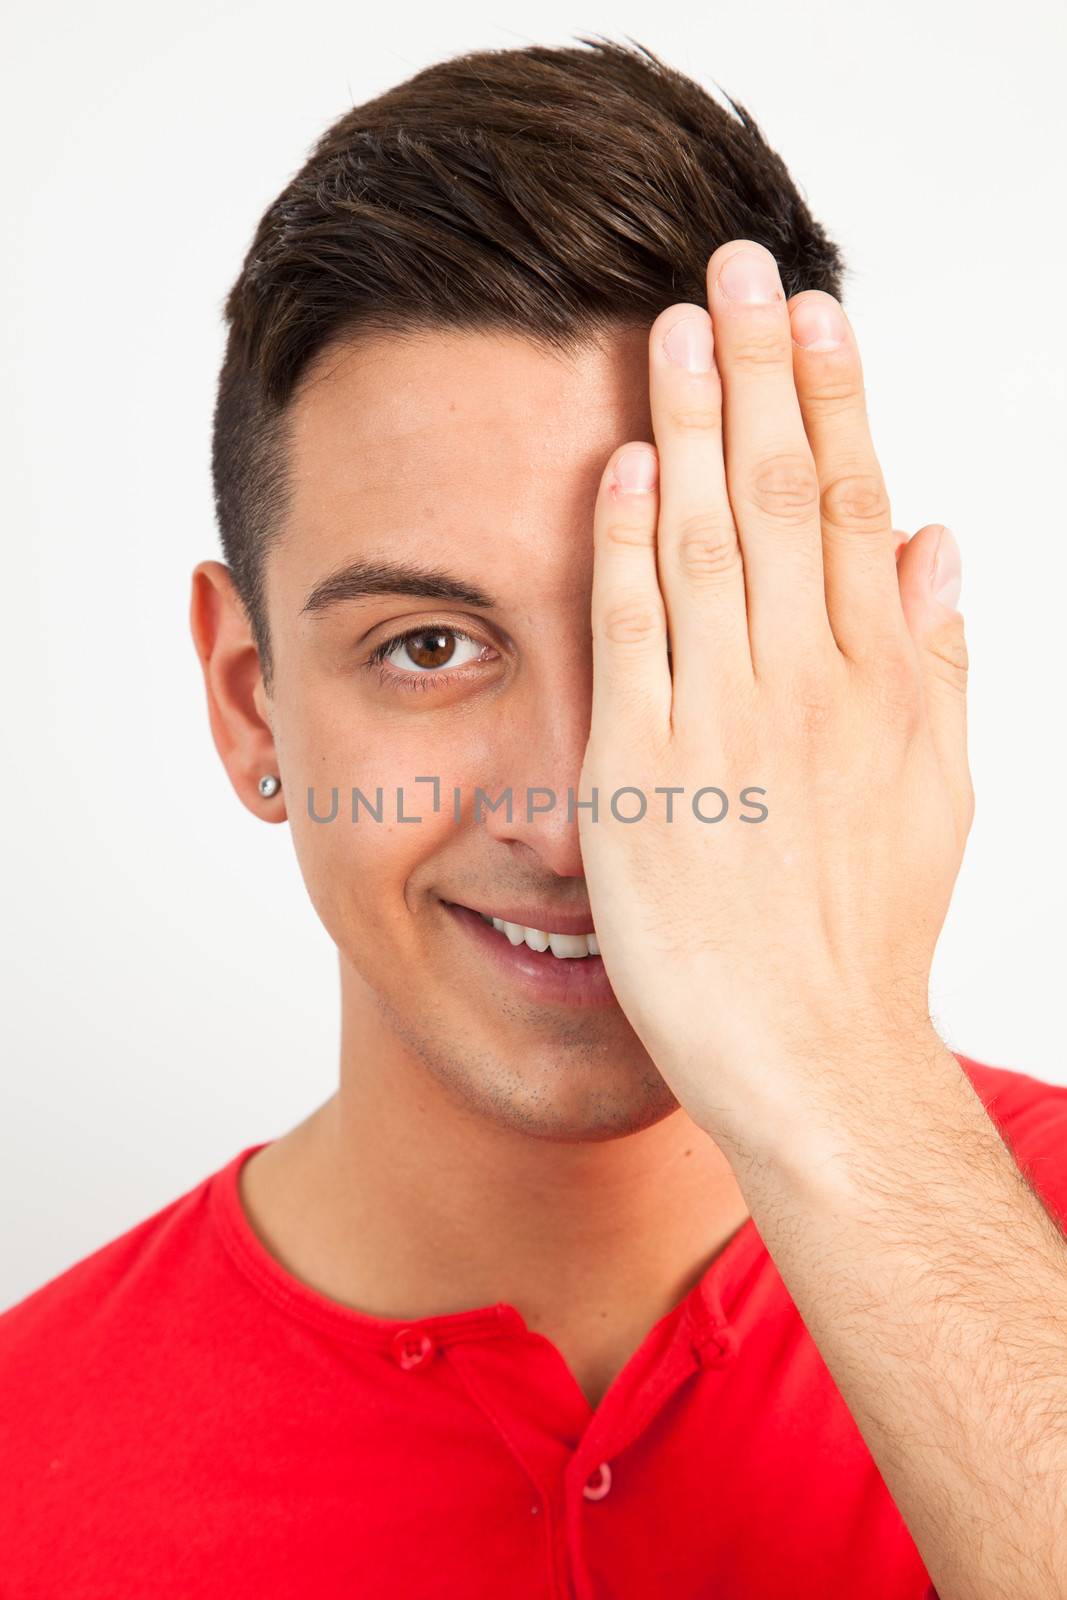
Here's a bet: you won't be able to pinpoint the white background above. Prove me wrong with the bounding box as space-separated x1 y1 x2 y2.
2 0 1064 1310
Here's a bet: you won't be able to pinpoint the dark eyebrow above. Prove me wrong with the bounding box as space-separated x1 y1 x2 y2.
300 557 496 618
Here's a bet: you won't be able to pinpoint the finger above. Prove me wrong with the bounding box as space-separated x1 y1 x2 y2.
706 240 836 679
589 442 672 738
788 290 912 667
647 302 753 720
896 524 973 839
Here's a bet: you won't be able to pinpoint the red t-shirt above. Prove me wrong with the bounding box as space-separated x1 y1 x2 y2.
2 1053 1065 1599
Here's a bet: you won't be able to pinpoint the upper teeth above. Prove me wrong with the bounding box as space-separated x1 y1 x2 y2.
479 914 599 960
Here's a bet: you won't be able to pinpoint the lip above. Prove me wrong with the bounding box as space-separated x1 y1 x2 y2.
441 901 618 1009
441 899 597 937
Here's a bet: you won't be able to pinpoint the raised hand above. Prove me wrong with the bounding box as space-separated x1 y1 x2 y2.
577 239 971 1165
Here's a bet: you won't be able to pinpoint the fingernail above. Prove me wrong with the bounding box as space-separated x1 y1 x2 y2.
718 247 783 304
932 526 962 610
614 446 658 494
662 313 714 372
791 295 846 351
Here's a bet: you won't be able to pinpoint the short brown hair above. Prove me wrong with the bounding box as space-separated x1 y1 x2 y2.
211 34 846 694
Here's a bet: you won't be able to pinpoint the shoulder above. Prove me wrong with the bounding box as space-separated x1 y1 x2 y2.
0 1151 266 1578
953 1051 1067 1222
0 1157 224 1406
955 1050 1067 1134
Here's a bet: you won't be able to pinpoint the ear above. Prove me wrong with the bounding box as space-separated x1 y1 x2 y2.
188 561 287 823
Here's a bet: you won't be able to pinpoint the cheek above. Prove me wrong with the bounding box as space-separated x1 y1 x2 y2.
279 701 485 960
289 800 456 978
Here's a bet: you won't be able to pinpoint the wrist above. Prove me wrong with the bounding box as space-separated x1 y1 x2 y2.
699 1020 962 1188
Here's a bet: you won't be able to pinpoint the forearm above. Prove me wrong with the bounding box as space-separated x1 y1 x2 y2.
722 1035 1067 1600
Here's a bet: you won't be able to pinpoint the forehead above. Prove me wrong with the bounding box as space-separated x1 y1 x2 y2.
289 325 651 480
273 326 652 612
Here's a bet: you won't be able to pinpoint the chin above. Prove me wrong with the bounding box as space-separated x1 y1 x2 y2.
438 1045 681 1143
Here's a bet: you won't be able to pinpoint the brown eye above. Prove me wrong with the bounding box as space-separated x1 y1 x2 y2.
404 629 457 669
367 625 487 679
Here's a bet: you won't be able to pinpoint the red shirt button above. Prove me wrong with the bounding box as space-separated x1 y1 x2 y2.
582 1461 612 1501
702 1327 738 1367
391 1328 435 1370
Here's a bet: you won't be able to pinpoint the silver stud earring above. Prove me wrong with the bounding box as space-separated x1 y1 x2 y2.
258 774 281 798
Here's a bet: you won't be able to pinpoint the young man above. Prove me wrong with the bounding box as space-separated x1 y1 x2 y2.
3 35 1066 1600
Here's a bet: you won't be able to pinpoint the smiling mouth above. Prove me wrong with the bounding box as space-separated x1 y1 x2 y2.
440 899 617 1009
472 912 600 961
440 899 601 960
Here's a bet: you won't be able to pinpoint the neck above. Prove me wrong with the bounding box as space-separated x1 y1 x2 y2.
239 971 751 1406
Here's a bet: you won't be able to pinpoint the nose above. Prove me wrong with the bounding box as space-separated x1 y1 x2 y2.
478 682 592 881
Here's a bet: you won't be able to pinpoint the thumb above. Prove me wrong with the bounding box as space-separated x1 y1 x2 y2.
896 524 973 839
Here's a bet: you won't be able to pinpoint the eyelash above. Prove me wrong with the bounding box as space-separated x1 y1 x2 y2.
364 625 493 693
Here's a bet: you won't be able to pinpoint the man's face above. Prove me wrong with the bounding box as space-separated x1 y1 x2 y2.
262 326 681 1140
